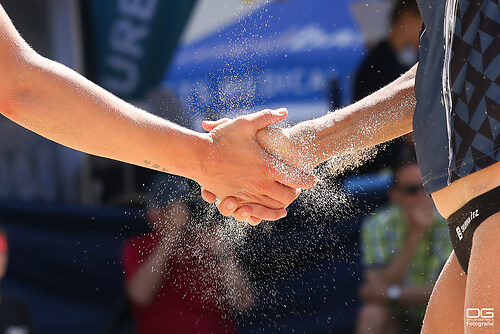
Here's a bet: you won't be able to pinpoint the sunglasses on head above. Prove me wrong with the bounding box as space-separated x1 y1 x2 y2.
396 184 425 195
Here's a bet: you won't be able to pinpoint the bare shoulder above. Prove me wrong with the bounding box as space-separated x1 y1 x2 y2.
0 4 34 102
0 4 33 68
1 5 18 55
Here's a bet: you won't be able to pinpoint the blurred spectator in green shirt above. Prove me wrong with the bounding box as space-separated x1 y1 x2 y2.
356 159 452 334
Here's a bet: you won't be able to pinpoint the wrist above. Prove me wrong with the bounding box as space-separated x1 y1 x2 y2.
305 110 355 165
180 132 213 182
255 126 291 161
285 123 322 171
256 126 316 172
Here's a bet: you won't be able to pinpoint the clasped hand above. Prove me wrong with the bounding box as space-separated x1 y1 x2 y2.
198 108 317 224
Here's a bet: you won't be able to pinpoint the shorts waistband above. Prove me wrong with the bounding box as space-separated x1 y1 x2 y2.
447 185 500 226
446 185 500 274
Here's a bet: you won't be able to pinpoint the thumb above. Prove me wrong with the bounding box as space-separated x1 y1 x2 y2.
202 118 231 132
200 188 217 203
245 108 288 132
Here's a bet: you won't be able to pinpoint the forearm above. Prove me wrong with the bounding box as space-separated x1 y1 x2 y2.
302 64 416 165
399 284 434 305
126 238 178 306
256 65 416 171
2 52 207 179
0 5 200 179
381 231 422 285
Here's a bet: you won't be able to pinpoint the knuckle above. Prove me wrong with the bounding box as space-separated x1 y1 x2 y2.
261 109 272 116
234 117 251 128
251 181 267 194
260 109 274 121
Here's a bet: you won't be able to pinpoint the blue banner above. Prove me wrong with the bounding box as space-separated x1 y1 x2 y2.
164 0 365 127
82 0 197 100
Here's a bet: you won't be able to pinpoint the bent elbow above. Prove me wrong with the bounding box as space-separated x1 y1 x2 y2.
0 48 38 123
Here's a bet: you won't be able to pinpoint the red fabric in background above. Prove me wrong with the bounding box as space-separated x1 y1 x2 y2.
122 234 236 334
0 235 7 253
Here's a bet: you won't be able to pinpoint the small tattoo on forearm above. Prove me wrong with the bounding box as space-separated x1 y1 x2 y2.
143 160 169 173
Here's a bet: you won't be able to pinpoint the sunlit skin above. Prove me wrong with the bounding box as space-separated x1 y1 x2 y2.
208 58 500 332
0 4 316 223
203 64 417 214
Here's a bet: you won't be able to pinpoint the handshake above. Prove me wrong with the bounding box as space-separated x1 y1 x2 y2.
194 108 326 225
0 2 415 228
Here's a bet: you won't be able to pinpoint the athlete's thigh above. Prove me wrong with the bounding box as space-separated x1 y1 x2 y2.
421 251 466 334
465 212 500 333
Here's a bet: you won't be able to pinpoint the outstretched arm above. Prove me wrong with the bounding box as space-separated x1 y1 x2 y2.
256 64 417 172
204 65 417 220
0 5 315 220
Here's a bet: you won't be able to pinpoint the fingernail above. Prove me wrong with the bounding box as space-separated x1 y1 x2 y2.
226 201 236 210
250 217 261 224
276 108 287 115
241 209 250 218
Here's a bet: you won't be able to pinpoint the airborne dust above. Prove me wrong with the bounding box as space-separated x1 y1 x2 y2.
138 1 391 330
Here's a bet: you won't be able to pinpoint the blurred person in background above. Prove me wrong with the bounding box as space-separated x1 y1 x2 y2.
0 228 34 334
356 159 451 334
354 0 422 102
348 0 422 176
122 175 253 334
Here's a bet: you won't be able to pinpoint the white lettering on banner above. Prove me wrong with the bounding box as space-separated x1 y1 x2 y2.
174 25 363 67
178 67 335 113
288 26 363 52
102 0 158 95
119 0 158 20
103 56 139 94
110 20 149 58
260 67 329 98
